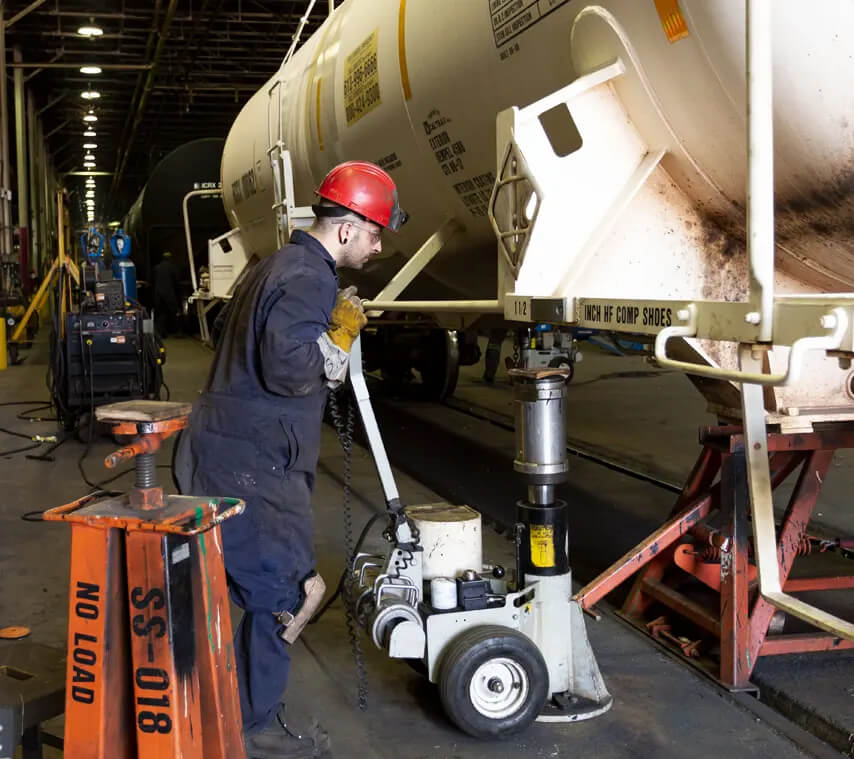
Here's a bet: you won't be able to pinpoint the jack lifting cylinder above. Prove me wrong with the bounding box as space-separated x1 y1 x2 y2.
510 368 612 722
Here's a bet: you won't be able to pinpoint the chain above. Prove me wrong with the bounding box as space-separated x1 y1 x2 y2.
327 386 369 712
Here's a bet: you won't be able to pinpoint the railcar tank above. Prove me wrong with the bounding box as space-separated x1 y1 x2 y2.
124 138 227 300
219 0 854 407
222 0 854 296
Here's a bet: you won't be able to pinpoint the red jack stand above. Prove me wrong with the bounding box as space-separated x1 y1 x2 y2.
574 425 854 690
45 401 247 758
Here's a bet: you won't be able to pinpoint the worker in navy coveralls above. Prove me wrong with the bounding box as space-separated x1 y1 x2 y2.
175 161 407 759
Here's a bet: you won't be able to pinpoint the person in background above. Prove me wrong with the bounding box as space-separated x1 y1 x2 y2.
153 250 180 337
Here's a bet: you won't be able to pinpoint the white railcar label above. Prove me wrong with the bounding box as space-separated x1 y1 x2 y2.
579 301 674 329
490 0 570 48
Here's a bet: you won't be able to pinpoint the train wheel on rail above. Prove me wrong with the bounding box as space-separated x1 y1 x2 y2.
419 329 459 401
439 625 548 739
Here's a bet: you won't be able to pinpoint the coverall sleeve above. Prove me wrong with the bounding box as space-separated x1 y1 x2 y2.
259 270 330 397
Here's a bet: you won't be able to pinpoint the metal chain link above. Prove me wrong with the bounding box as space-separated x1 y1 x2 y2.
327 386 369 711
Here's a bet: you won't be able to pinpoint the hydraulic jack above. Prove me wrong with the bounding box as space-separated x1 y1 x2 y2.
344 341 611 737
45 401 246 758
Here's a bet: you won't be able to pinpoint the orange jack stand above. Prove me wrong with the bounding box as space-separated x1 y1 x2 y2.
45 401 247 758
574 425 854 690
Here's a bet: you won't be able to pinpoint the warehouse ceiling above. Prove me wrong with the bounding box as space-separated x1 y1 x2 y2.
4 0 328 222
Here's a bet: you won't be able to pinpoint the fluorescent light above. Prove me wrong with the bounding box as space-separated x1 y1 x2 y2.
83 143 97 149
83 114 97 123
84 153 95 161
84 162 96 168
77 25 103 37
80 66 102 75
84 130 96 137
85 181 95 187
81 90 101 100
86 191 95 198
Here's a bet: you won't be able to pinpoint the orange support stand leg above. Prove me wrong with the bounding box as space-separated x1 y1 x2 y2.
125 530 204 756
193 525 246 759
62 525 135 758
572 425 854 691
46 401 247 758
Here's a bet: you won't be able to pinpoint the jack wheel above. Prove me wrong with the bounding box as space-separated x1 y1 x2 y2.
548 355 574 382
439 625 548 739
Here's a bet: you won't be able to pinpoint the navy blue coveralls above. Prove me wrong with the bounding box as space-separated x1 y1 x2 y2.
174 230 337 734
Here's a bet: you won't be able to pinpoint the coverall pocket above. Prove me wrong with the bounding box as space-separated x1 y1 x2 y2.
277 418 300 472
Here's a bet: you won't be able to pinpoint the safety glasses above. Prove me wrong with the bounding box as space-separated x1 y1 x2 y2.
345 220 382 244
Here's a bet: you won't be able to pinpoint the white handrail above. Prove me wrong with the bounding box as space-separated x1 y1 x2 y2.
653 304 848 386
182 188 222 294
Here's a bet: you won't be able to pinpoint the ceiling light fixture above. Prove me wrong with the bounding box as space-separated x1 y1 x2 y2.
84 130 96 137
80 66 102 75
86 191 95 198
84 153 95 161
83 114 97 123
77 25 103 37
84 162 96 168
81 90 101 100
83 143 97 149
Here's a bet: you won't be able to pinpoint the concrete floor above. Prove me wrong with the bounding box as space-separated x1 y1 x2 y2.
0 337 847 757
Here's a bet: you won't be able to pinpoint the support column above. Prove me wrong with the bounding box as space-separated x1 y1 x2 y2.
13 46 28 290
26 89 37 274
0 4 12 259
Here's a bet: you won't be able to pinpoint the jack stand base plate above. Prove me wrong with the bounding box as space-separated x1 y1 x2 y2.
536 691 614 723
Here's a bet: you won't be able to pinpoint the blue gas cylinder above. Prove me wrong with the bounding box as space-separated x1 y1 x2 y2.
113 259 137 301
109 229 135 301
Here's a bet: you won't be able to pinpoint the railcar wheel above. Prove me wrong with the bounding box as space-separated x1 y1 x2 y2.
439 625 548 739
420 329 459 400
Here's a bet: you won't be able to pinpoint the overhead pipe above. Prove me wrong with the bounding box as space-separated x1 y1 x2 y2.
110 0 178 202
43 120 69 139
37 93 67 116
109 0 167 200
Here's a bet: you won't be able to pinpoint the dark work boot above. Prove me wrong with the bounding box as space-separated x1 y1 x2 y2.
244 703 331 759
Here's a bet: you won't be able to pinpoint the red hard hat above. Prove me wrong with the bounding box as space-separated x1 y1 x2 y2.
314 161 408 231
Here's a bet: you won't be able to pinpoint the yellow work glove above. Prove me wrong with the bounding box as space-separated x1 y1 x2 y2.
327 285 367 353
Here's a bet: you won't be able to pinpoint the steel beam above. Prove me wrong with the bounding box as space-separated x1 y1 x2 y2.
4 0 46 28
9 62 153 70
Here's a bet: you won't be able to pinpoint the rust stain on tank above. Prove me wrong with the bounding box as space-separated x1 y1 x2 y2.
694 210 749 302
